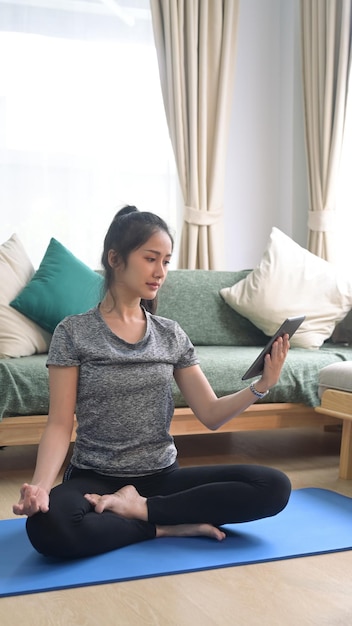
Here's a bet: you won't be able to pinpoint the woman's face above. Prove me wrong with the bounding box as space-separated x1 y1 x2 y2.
109 229 173 301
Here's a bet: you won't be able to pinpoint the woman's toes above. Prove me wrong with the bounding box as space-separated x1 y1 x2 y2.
84 493 100 506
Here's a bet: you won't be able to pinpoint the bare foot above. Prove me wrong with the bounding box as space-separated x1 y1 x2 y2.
84 487 226 541
84 485 148 520
156 523 226 541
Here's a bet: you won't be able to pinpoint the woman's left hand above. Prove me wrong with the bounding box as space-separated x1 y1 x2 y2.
259 334 290 390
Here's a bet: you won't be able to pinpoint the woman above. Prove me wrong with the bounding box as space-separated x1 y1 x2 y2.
13 206 291 559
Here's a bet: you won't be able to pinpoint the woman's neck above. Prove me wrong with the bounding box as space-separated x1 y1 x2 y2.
100 292 144 323
99 294 147 342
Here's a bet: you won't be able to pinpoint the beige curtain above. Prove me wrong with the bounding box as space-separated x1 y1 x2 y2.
150 0 239 269
301 0 352 260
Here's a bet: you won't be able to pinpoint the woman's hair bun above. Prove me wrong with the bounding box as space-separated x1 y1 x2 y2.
114 205 139 221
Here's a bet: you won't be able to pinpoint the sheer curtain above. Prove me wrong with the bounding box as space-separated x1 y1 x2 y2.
150 0 239 269
0 0 180 269
300 0 352 261
335 59 352 271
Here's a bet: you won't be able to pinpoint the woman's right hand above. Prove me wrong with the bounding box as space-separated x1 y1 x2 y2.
12 366 78 519
13 483 49 517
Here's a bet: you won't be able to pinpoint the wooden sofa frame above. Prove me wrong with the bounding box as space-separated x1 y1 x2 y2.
0 402 341 447
4 402 352 479
315 389 352 479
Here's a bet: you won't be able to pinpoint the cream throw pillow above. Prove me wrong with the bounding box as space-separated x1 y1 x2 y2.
220 227 352 349
0 234 51 358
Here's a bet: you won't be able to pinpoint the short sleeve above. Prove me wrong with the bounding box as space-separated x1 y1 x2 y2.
46 318 80 367
173 322 199 369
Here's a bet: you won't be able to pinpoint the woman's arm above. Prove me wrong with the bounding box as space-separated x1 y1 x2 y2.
13 365 78 516
173 335 289 431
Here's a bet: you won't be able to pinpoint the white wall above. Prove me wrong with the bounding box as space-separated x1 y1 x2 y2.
223 0 309 270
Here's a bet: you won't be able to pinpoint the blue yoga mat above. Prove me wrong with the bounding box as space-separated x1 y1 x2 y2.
1 488 351 598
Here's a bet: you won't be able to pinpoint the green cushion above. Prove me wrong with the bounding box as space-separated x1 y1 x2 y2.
10 238 103 334
157 270 268 346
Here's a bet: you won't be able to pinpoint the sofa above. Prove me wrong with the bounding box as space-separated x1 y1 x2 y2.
2 268 352 447
1 228 352 448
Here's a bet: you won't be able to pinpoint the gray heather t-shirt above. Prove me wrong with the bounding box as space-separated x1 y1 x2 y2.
47 307 199 476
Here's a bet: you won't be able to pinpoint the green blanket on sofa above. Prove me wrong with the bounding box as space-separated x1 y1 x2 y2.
1 270 352 420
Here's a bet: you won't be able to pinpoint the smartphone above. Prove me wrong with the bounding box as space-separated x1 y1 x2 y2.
241 315 305 380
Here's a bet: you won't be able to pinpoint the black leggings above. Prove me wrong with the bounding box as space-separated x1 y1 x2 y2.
26 462 291 559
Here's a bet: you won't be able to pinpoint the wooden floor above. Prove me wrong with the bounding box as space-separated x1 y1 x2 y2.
1 427 352 626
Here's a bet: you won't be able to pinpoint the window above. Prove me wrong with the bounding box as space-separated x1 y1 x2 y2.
0 0 180 268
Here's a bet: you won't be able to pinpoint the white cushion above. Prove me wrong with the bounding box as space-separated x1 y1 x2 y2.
0 234 51 358
318 362 352 398
220 227 352 349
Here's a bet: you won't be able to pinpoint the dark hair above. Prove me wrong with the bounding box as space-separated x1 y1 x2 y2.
101 205 174 313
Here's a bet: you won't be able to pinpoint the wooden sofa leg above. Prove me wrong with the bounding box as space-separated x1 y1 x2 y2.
339 420 352 480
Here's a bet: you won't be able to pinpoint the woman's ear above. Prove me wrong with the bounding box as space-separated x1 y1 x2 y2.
108 249 121 269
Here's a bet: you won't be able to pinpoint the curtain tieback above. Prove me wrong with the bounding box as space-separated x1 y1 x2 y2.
184 205 223 226
308 209 335 232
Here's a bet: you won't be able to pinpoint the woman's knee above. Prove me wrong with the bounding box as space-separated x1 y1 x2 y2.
26 511 74 558
262 467 291 515
25 487 88 558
